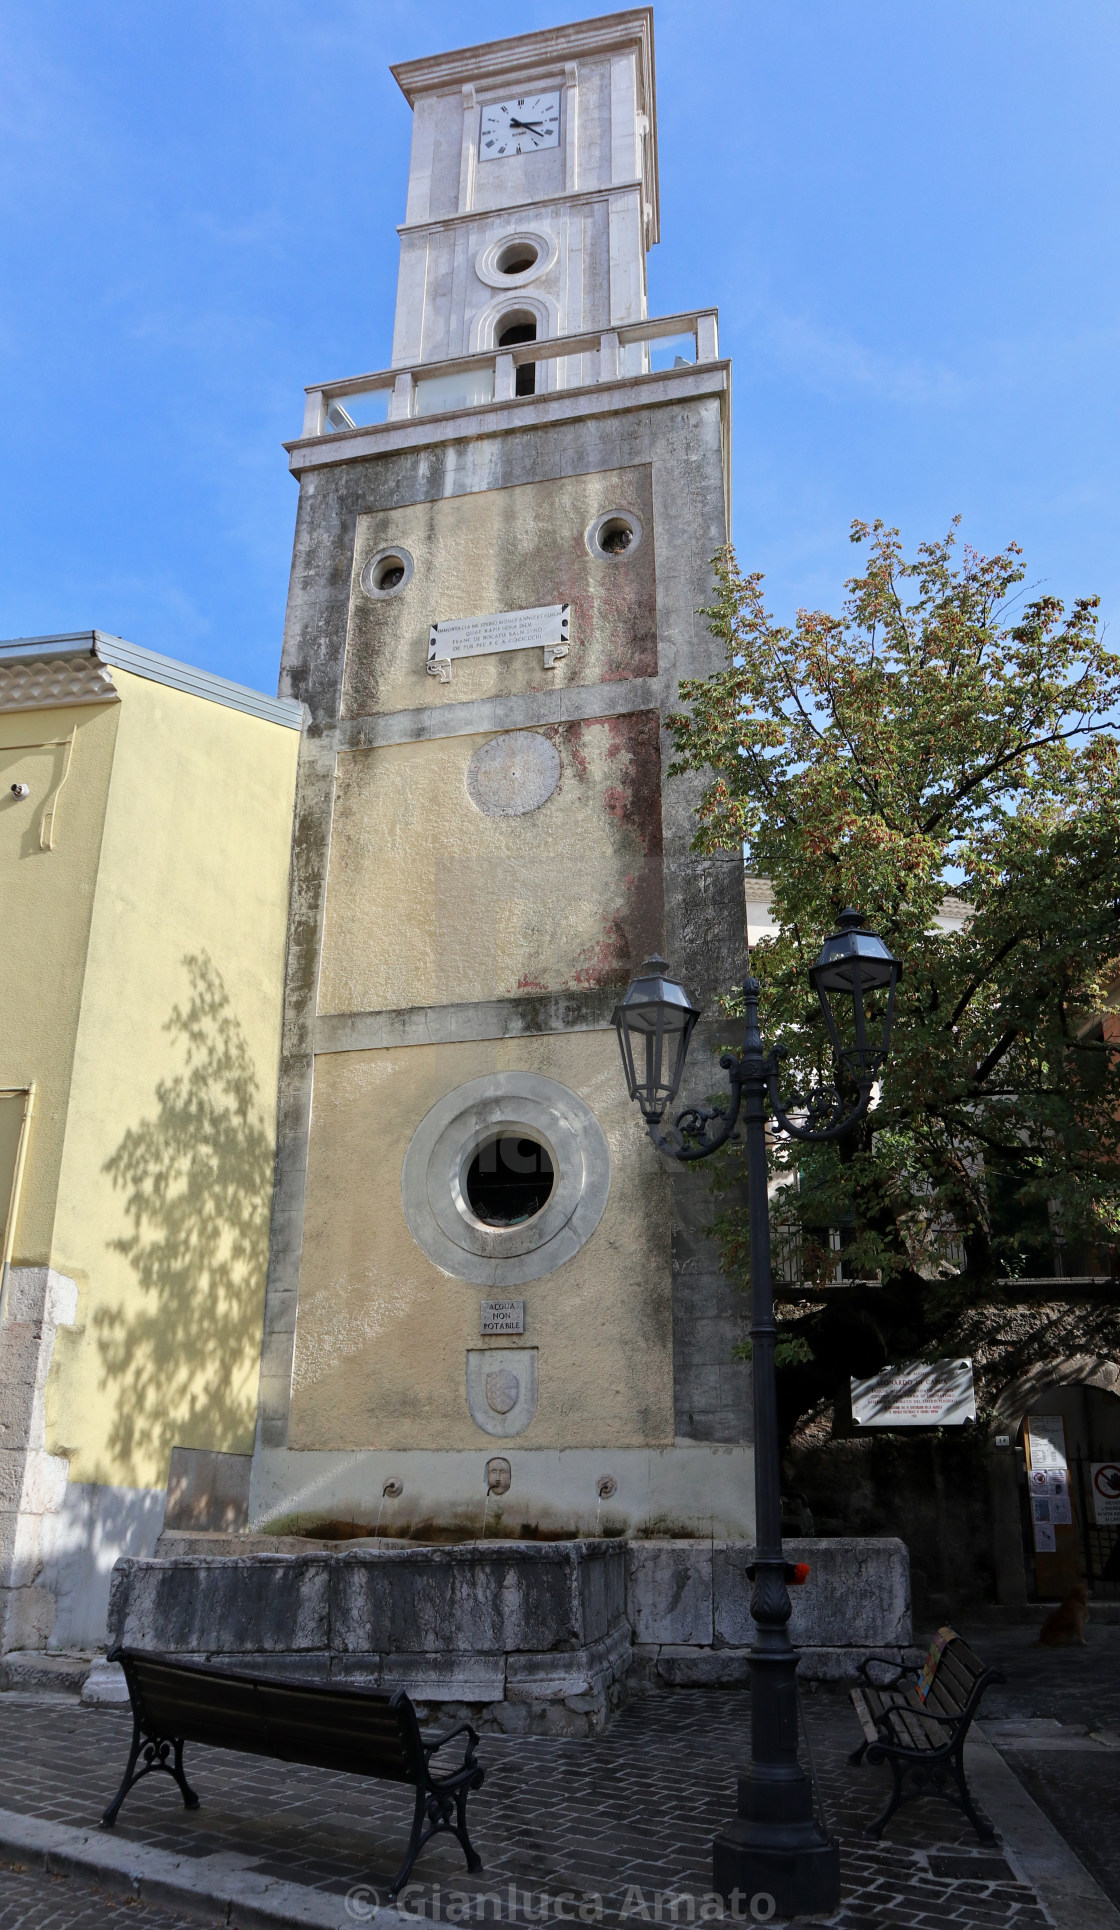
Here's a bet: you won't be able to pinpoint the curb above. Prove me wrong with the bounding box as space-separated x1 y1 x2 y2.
965 1730 1120 1930
0 1804 413 1929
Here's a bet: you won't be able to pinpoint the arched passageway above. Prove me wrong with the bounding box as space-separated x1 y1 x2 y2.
993 1382 1120 1602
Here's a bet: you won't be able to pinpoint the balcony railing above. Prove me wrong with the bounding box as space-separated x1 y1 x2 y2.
299 308 720 439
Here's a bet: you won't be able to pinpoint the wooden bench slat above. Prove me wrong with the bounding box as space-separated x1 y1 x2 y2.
851 1688 879 1745
948 1637 987 1672
924 1679 965 1717
935 1652 981 1698
892 1708 940 1751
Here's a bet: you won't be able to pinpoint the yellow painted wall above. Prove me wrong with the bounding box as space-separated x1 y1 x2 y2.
0 1091 31 1256
319 717 663 1014
342 465 657 719
289 1031 673 1452
46 669 300 1489
0 700 120 1263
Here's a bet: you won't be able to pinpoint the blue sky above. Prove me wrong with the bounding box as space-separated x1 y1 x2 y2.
3 1 1118 694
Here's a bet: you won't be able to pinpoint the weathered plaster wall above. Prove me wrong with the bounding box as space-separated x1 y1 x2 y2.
0 698 119 1264
289 1029 672 1453
46 670 300 1493
343 465 656 719
258 382 749 1527
319 713 662 1014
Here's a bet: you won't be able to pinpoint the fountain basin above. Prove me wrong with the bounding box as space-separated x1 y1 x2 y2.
107 1537 630 1735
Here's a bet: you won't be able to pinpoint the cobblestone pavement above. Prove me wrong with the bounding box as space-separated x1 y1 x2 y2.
0 1854 196 1928
964 1620 1120 1910
0 1686 1051 1928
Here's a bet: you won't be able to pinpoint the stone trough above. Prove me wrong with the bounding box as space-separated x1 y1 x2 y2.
108 1539 631 1735
106 1535 913 1735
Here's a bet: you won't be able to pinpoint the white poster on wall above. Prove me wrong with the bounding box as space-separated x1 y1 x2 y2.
851 1358 976 1427
1026 1414 1068 1470
1030 1467 1072 1526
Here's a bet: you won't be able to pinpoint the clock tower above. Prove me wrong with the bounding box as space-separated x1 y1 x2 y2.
390 14 656 371
251 10 750 1561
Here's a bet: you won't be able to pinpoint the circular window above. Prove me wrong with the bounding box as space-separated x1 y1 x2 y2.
496 241 539 276
586 510 643 561
474 230 558 290
465 1133 554 1226
402 1074 611 1286
360 546 414 600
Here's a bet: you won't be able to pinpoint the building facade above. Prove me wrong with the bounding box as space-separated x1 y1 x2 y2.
0 632 300 1653
248 10 753 1544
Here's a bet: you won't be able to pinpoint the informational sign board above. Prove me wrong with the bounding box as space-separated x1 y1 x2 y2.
1032 1514 1057 1554
1029 1467 1072 1535
1025 1415 1070 1554
1092 1462 1120 1526
1026 1414 1068 1471
850 1358 976 1427
428 604 570 675
480 1299 525 1336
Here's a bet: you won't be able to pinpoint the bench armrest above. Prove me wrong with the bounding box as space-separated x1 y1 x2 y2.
422 1721 480 1763
856 1655 915 1690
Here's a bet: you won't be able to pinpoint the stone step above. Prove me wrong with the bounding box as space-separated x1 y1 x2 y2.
0 1650 90 1694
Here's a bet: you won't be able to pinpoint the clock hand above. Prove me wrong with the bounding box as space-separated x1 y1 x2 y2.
508 117 545 132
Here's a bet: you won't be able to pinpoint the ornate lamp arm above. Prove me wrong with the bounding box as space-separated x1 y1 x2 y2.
765 1044 874 1144
646 1052 744 1160
644 980 876 1160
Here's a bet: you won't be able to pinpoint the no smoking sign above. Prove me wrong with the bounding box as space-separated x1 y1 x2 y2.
1092 1463 1120 1526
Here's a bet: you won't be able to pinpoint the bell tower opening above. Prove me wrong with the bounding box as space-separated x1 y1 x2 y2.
497 312 538 395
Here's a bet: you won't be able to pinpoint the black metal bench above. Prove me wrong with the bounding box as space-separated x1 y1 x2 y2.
849 1626 1005 1842
102 1647 485 1896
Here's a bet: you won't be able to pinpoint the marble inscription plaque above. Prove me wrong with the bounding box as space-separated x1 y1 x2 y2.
428 604 569 668
481 1299 525 1335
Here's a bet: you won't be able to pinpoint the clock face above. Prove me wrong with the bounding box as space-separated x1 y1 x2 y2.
479 93 561 159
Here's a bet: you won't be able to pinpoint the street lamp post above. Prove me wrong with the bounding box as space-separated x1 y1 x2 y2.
612 911 900 1921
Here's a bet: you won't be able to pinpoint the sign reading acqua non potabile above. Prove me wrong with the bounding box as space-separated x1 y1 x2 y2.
480 1300 525 1336
850 1358 976 1428
427 604 570 682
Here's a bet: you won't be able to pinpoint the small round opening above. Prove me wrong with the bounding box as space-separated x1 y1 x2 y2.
466 1133 554 1227
377 560 405 590
496 241 538 276
588 511 642 560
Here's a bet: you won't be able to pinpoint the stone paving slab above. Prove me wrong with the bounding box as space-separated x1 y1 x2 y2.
0 1686 1064 1927
967 1730 1120 1930
0 1850 198 1928
0 1806 415 1928
959 1621 1120 1913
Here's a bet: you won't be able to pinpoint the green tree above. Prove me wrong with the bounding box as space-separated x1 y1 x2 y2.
669 520 1120 1434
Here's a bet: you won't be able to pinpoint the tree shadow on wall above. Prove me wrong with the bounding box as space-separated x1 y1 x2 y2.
96 954 272 1480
